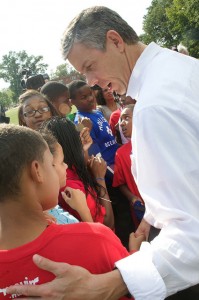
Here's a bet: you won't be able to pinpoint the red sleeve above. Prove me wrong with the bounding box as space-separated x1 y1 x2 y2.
59 179 105 224
109 110 121 136
113 149 126 187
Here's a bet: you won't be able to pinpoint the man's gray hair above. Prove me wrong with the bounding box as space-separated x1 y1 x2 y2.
178 44 189 55
61 6 139 59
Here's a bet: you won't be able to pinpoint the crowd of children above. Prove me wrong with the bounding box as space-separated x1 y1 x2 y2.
0 77 147 299
16 79 145 245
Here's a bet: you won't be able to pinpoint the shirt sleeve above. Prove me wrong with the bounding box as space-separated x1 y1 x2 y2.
116 105 199 299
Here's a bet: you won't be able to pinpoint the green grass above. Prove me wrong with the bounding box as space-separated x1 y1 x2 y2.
6 106 19 125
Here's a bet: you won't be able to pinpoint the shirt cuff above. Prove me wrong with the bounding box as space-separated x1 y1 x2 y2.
115 242 166 300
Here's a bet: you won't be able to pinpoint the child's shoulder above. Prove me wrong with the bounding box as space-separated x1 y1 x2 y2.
116 141 131 156
56 222 117 242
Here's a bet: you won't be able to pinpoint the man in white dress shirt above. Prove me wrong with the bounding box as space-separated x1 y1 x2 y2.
7 6 199 300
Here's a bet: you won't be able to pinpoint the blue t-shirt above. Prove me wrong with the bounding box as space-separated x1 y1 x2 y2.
74 110 119 166
49 205 79 224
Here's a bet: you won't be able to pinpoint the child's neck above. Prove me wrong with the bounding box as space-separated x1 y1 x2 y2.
0 198 49 250
106 102 117 111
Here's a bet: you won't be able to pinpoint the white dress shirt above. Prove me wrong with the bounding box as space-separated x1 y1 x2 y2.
115 42 199 299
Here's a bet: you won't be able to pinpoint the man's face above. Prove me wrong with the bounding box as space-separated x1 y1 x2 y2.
68 33 130 95
72 84 96 113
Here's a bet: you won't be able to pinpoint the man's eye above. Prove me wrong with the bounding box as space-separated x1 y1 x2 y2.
86 65 92 71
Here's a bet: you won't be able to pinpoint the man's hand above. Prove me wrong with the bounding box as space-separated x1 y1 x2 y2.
6 255 128 300
6 255 96 300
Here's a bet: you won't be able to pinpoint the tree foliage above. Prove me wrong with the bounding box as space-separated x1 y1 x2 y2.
0 51 48 102
51 63 77 80
0 89 13 108
140 0 199 57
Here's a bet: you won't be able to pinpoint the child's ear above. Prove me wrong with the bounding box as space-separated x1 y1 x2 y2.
30 160 44 183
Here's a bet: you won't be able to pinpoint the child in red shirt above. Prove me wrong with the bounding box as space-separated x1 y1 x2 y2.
0 124 143 299
113 104 145 228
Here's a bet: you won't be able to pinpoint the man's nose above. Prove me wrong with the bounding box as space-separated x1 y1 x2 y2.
86 74 98 87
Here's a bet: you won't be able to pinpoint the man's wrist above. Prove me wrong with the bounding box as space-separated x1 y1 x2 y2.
92 269 129 300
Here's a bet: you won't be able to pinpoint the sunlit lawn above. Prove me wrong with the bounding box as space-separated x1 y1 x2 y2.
6 106 19 125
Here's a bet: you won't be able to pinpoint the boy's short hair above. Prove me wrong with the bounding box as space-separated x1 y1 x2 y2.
39 128 58 156
68 80 87 100
40 81 69 103
124 104 135 112
0 124 47 201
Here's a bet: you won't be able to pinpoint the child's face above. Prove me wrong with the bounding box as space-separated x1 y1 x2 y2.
72 85 96 112
40 147 60 211
102 87 115 102
120 107 133 138
53 143 67 188
54 91 72 116
22 96 52 130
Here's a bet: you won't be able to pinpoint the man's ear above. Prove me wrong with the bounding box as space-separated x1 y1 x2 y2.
106 30 125 52
30 160 44 183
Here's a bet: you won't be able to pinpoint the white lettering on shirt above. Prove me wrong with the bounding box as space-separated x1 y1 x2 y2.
0 276 39 298
104 139 117 147
97 117 106 131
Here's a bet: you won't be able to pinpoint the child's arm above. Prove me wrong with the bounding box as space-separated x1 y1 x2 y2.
119 184 145 221
119 184 142 204
135 218 151 241
129 232 146 252
79 127 93 163
61 187 93 222
87 156 114 229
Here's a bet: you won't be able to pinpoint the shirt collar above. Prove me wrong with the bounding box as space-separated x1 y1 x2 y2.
127 42 162 100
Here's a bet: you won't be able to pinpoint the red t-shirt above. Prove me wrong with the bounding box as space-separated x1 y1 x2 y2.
113 142 143 227
0 223 132 300
113 142 141 197
59 168 106 223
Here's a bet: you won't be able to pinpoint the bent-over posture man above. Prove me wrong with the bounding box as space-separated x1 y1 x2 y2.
7 5 199 300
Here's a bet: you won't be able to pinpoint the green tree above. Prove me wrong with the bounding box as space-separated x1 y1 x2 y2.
141 0 173 47
51 63 77 79
166 0 199 57
51 63 85 83
0 51 48 102
0 89 13 109
140 0 199 57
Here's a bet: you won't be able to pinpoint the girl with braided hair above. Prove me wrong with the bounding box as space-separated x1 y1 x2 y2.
41 116 114 229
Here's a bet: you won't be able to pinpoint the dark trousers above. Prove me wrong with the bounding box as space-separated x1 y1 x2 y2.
166 285 199 300
106 184 134 250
